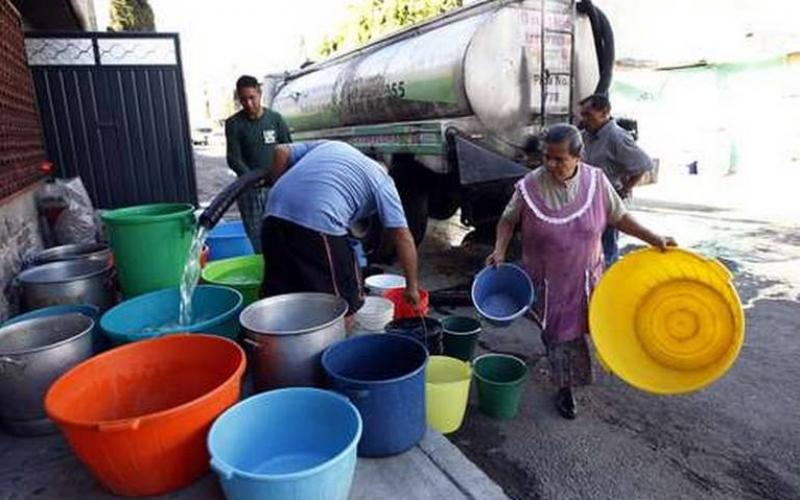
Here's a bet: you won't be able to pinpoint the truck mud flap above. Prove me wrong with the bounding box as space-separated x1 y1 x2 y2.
452 135 530 185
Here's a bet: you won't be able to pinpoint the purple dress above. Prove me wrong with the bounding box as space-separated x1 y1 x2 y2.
517 164 607 387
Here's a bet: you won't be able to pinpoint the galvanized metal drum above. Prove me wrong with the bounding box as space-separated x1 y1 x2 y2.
0 314 94 435
17 259 116 312
240 293 348 391
29 243 112 267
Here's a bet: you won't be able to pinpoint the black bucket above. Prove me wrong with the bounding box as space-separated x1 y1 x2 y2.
385 317 443 355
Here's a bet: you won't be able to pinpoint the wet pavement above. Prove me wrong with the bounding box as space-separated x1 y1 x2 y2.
410 208 800 500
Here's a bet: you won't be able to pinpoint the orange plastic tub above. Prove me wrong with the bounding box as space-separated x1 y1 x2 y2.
45 334 246 497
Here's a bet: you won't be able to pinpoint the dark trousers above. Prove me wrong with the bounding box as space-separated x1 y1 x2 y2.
602 226 619 267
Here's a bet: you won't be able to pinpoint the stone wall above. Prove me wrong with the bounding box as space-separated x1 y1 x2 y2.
0 188 43 321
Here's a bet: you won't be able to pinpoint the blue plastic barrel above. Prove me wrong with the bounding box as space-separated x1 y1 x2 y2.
100 285 243 344
322 334 428 457
3 304 106 352
471 263 535 327
207 220 254 261
208 388 362 500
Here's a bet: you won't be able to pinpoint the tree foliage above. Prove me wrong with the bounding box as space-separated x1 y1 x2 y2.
109 0 156 32
319 0 463 57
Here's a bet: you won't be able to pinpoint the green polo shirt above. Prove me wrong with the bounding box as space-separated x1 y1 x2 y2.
224 109 292 175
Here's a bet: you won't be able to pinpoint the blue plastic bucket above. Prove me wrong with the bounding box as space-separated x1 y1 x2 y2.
100 285 243 344
3 304 106 352
207 220 254 261
322 333 427 457
471 264 535 327
208 388 361 500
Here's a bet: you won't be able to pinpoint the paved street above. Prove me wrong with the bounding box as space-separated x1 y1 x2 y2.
194 146 800 500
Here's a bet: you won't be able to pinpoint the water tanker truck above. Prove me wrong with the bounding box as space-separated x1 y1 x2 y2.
265 0 617 256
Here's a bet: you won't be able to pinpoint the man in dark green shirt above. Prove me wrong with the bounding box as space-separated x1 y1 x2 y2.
225 75 291 252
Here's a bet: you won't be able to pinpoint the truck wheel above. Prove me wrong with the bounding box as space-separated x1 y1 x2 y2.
428 173 460 221
399 182 429 245
367 185 429 264
391 161 429 246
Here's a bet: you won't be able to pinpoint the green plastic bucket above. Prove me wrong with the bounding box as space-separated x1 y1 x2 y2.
473 353 527 420
201 255 264 306
101 203 195 298
441 316 482 361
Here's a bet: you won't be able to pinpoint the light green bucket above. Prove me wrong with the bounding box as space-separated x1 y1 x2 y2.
201 255 264 306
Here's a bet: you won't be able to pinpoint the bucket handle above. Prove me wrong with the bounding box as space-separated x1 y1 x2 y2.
0 356 26 372
210 457 237 480
98 419 141 432
341 387 370 400
242 338 263 350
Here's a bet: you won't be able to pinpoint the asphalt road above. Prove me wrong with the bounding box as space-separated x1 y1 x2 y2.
419 209 800 500
194 146 800 500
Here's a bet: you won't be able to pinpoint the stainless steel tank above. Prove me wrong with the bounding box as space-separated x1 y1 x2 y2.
271 0 577 145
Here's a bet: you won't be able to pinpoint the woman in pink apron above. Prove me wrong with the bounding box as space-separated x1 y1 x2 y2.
486 124 676 419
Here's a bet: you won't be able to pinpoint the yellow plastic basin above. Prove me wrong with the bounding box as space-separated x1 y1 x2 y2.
589 248 745 394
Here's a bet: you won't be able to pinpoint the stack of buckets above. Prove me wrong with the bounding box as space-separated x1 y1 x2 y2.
353 296 395 333
99 205 253 342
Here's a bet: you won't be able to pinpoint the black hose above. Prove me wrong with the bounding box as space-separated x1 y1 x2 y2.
594 7 615 96
197 168 267 230
577 0 615 96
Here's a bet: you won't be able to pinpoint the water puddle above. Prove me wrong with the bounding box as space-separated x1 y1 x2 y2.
179 226 209 326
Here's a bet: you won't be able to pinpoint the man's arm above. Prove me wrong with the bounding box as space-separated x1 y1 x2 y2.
619 172 645 198
613 131 653 196
277 114 292 143
225 120 249 176
265 145 292 185
388 228 421 306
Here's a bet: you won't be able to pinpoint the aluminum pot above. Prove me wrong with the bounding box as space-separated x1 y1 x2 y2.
17 259 116 312
29 243 111 267
0 314 94 435
240 293 348 391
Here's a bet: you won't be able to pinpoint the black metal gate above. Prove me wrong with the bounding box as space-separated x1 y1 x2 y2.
24 32 197 209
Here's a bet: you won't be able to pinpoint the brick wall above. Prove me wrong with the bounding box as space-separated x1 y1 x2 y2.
0 0 46 200
0 0 46 320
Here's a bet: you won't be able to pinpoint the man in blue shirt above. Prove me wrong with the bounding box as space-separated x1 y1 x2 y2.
260 141 421 321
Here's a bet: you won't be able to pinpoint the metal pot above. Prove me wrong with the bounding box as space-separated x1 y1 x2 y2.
17 259 116 312
240 293 347 391
29 243 111 267
0 314 94 435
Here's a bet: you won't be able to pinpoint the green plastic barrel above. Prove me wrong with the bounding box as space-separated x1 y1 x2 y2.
102 203 195 298
473 353 528 420
201 255 264 306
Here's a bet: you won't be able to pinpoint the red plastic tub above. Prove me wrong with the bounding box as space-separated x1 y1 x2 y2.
383 288 429 320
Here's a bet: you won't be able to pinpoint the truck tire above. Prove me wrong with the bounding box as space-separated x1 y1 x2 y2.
391 160 430 246
428 173 460 221
360 160 430 264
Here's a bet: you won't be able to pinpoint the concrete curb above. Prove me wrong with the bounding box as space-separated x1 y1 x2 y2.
418 430 511 500
351 429 510 500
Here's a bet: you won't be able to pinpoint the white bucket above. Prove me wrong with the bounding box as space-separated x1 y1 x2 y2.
354 296 395 333
365 274 406 296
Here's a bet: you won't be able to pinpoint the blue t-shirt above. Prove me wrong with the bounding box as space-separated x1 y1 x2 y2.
265 141 408 235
